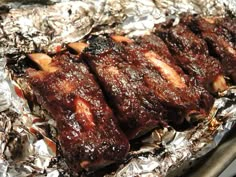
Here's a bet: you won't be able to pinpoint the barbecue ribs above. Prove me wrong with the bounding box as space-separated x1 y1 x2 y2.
76 36 167 139
68 36 214 139
15 14 236 174
26 53 130 172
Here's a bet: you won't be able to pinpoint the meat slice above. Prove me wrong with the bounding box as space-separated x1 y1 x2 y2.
180 15 236 83
27 53 130 172
155 22 227 93
76 36 167 139
111 35 213 120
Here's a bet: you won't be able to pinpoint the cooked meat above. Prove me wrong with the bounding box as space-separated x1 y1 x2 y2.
134 34 190 85
218 17 236 45
26 53 130 172
78 36 167 139
111 35 213 120
155 22 227 93
180 15 236 83
133 34 214 112
181 15 236 46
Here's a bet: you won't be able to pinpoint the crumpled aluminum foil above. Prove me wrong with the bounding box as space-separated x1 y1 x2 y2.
0 0 236 177
0 0 125 54
0 0 234 54
105 88 236 177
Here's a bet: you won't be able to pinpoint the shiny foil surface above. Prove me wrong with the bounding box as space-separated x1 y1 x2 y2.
0 0 236 176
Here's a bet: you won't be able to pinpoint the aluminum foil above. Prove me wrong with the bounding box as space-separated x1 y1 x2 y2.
0 0 126 53
0 0 236 177
0 0 234 54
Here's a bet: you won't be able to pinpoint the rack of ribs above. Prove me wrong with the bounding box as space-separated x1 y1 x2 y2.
15 14 236 173
26 52 130 172
69 36 213 138
155 21 228 93
180 15 236 83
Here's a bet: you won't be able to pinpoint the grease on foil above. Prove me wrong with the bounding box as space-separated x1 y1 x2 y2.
0 0 236 177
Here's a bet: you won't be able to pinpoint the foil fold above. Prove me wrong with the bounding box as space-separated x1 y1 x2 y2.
0 0 236 177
